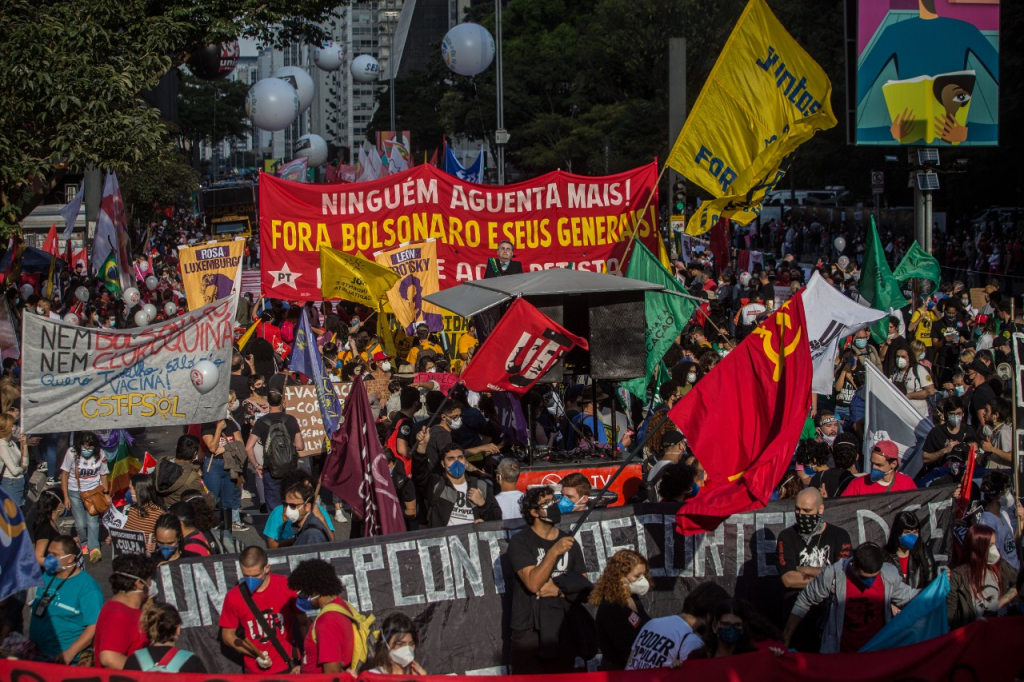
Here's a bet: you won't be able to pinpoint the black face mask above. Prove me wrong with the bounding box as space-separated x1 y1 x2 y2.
795 513 821 534
540 503 561 526
255 387 268 397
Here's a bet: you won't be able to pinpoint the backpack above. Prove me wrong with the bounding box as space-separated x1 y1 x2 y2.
312 600 378 673
133 647 193 672
264 419 297 478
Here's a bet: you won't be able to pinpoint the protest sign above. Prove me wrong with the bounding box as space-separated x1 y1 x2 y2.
21 297 236 434
163 486 954 674
108 528 147 558
177 241 245 311
284 384 326 455
375 240 444 333
414 371 458 395
259 164 660 299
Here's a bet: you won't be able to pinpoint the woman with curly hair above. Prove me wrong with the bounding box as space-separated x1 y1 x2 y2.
589 549 651 670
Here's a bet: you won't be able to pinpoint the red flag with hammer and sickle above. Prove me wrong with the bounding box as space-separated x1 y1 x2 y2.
668 292 813 535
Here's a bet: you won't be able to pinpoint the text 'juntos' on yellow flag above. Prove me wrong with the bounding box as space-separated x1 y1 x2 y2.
667 0 837 236
319 245 400 307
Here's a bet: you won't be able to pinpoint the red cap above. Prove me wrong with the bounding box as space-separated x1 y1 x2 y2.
372 351 389 362
872 439 900 462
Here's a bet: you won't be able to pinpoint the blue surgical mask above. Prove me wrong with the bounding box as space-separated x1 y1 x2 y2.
157 545 177 560
80 447 96 458
854 338 868 349
241 576 264 593
802 466 816 477
953 386 966 397
557 495 576 513
898 533 918 551
690 482 700 498
869 467 886 483
296 595 318 613
43 554 62 575
447 460 466 478
717 624 743 645
124 489 134 505
855 571 876 588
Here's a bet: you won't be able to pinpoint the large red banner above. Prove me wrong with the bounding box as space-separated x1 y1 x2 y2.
3 617 1022 680
259 163 659 300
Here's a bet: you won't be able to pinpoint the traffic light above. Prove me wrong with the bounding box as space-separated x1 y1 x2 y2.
673 180 687 214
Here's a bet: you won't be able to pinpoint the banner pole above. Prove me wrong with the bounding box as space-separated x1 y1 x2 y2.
618 162 671 274
568 410 672 536
1013 300 1020 496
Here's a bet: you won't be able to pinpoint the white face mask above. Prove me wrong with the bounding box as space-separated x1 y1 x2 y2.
389 645 416 667
686 372 697 384
917 352 926 361
284 506 301 523
896 357 908 369
987 544 1001 565
1001 491 1015 510
448 417 463 431
381 361 392 373
629 576 650 597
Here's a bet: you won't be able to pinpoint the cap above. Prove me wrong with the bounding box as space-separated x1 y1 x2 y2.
968 359 989 375
372 351 389 362
661 431 685 448
993 336 1009 349
872 439 900 462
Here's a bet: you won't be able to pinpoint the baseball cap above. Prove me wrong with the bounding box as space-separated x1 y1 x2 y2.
372 351 389 362
662 431 685 448
872 439 900 462
967 359 989 375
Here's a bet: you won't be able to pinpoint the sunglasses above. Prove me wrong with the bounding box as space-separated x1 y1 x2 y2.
284 500 310 510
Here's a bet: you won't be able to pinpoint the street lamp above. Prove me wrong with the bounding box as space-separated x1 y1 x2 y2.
495 0 505 185
382 8 401 133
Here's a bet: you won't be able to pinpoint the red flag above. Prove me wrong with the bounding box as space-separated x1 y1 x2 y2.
323 376 406 536
709 217 729 276
669 293 812 535
428 148 438 167
72 246 88 275
325 162 337 183
140 452 158 474
956 444 977 519
42 223 58 256
460 298 588 395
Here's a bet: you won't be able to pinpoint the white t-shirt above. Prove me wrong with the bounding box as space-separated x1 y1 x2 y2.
890 364 933 417
625 615 704 670
980 509 1020 570
495 490 524 520
447 481 475 526
61 448 108 492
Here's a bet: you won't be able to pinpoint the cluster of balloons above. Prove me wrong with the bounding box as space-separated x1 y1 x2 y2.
441 23 495 77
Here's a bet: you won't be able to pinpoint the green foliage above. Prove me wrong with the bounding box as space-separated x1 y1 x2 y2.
119 140 200 227
175 73 252 152
0 0 340 236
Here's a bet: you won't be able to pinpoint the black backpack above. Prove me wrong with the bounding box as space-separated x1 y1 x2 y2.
264 419 297 478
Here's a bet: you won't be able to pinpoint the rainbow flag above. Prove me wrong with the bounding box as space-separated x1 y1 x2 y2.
100 430 140 505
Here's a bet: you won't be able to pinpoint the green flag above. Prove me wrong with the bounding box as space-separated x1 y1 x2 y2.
892 241 941 289
621 242 696 401
100 250 121 295
860 217 908 344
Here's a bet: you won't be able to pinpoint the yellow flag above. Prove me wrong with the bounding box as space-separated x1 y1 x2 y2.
657 237 673 271
667 0 836 236
320 245 400 307
236 319 260 350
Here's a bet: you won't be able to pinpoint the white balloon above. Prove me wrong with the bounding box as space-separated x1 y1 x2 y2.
75 286 90 303
350 54 381 83
837 255 851 270
442 23 495 77
246 78 300 132
314 41 344 71
123 287 141 306
834 236 847 252
272 66 315 114
64 313 80 326
190 360 220 395
145 275 159 291
164 302 178 317
134 310 150 327
143 303 158 321
294 134 329 168
19 284 33 299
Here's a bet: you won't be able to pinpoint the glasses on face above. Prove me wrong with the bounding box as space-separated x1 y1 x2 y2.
284 500 308 510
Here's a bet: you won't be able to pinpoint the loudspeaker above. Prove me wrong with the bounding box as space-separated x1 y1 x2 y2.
587 293 646 380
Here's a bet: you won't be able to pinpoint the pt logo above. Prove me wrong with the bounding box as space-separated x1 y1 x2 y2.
505 329 571 388
753 300 802 382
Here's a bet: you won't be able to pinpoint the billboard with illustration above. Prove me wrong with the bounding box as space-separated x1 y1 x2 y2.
855 0 999 146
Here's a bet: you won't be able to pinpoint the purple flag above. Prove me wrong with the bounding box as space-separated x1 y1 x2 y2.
492 391 529 446
322 376 405 536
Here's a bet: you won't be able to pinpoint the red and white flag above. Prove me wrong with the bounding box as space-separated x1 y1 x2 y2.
460 298 588 395
41 224 58 256
92 172 131 290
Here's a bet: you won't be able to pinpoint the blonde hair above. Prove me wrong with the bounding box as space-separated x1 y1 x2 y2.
0 413 13 439
140 600 182 644
589 549 650 608
0 382 20 414
909 339 926 357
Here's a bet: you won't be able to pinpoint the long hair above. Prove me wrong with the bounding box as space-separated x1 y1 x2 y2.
368 612 419 671
589 550 650 608
703 599 758 657
131 473 160 517
884 511 923 554
956 525 1001 597
141 600 182 644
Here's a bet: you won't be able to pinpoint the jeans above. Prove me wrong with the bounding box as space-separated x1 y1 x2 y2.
69 489 100 551
202 457 240 523
1 476 24 507
32 433 59 479
262 472 282 510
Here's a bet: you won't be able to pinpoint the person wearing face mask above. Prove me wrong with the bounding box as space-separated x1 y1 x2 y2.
385 387 424 475
978 471 1023 571
285 558 365 674
775 487 852 652
886 341 934 417
29 536 104 664
558 472 593 513
367 612 427 675
59 431 108 564
589 550 651 670
413 437 500 528
850 328 882 371
94 554 157 669
219 546 302 674
814 411 842 450
931 301 970 385
151 513 199 566
947 524 1019 629
784 542 918 653
423 401 499 474
506 486 588 674
699 599 759 658
282 480 331 546
843 440 917 495
922 397 979 472
32 488 66 567
642 431 687 502
883 511 937 589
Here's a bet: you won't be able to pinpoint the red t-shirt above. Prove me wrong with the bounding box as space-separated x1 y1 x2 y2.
218 574 297 673
841 472 917 497
93 600 148 666
840 569 887 652
301 597 355 674
898 555 909 578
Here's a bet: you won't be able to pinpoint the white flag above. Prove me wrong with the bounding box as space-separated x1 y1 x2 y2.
388 143 409 173
800 271 887 395
59 181 85 240
356 147 376 182
863 361 934 478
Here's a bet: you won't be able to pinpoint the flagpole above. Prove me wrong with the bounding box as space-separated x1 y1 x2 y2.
1013 299 1020 497
618 161 671 274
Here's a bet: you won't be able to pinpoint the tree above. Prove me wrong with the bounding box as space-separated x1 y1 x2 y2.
119 139 200 228
175 73 252 168
0 0 340 236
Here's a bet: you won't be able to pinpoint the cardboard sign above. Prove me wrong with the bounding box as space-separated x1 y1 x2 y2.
283 384 326 455
108 527 147 558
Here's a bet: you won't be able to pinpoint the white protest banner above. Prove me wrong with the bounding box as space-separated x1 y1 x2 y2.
21 297 236 434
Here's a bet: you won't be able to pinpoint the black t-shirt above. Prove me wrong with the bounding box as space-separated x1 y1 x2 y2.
199 419 242 451
810 468 855 499
776 523 852 592
229 374 250 423
931 316 969 345
32 519 60 545
251 412 301 448
923 423 979 459
596 600 650 670
425 425 454 473
123 646 207 673
970 383 996 424
390 414 417 452
760 282 775 304
391 464 417 505
506 527 586 631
